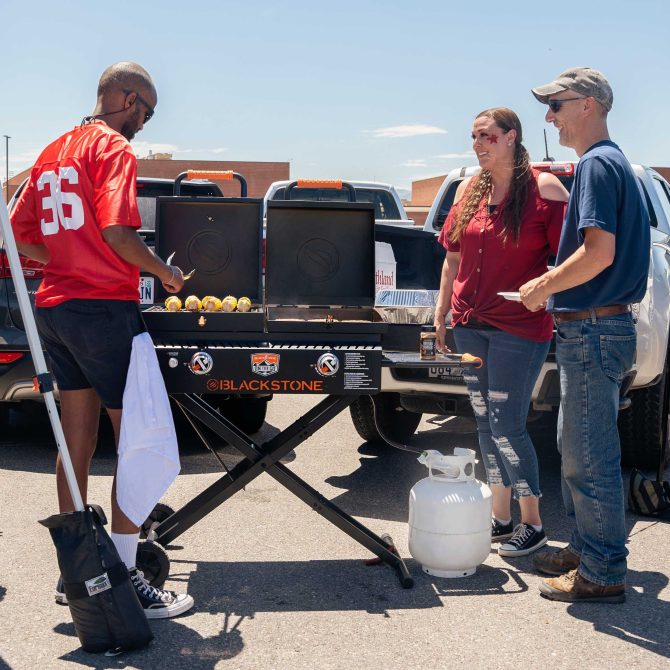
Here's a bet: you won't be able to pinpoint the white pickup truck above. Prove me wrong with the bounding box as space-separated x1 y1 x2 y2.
366 162 670 470
263 179 415 227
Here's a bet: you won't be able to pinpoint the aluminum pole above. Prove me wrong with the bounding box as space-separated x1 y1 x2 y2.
0 195 84 510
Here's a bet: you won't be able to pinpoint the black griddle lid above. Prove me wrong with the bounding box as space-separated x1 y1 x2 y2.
155 197 263 303
265 200 376 306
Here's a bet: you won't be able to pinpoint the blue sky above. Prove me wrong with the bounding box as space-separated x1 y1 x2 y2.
1 0 668 195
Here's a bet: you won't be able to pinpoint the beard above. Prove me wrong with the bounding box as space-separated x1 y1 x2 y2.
120 108 142 141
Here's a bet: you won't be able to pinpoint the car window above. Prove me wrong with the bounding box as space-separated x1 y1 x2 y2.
432 180 462 232
651 178 670 228
432 173 575 233
354 189 401 219
136 182 222 231
271 187 401 220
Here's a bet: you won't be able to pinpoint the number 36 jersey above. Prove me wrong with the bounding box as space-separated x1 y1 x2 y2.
10 121 142 307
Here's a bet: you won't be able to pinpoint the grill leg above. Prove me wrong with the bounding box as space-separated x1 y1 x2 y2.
155 393 413 588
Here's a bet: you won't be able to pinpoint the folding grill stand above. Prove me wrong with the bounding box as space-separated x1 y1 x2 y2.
149 392 414 588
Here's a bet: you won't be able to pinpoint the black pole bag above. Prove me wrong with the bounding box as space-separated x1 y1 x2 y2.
39 505 153 653
0 199 152 654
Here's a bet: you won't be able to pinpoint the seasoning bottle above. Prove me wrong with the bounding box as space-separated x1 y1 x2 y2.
420 325 437 360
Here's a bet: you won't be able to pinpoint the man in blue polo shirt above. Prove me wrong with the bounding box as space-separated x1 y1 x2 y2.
520 67 649 603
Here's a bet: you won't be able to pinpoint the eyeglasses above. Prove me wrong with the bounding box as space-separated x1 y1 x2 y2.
547 97 586 113
123 89 154 124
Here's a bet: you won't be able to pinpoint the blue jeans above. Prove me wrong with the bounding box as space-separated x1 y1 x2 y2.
556 313 636 586
453 326 550 498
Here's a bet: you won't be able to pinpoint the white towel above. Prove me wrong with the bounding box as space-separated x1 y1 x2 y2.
116 332 180 527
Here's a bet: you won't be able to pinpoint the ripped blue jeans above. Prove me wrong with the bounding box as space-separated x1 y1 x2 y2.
453 326 550 498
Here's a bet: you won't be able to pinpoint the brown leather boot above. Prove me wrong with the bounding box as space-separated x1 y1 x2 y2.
533 546 580 576
539 569 625 603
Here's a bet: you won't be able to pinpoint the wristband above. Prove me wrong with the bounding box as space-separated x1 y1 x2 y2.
165 266 175 284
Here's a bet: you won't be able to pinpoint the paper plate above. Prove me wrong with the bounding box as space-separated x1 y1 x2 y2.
497 292 521 302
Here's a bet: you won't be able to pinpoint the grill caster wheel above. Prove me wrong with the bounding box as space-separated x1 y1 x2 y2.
140 502 175 545
136 540 170 589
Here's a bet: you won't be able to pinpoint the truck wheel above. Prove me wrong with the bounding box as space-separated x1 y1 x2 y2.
619 360 670 469
349 393 422 445
203 396 268 434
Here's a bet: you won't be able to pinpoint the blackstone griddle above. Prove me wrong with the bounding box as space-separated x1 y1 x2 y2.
140 174 481 590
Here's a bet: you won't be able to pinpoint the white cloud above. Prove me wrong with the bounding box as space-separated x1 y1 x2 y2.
436 150 476 159
0 149 41 174
401 159 427 168
365 124 448 139
211 147 228 154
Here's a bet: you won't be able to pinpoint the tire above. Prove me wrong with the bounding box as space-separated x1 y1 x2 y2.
619 359 670 470
140 503 175 543
202 395 268 434
349 393 422 445
136 541 170 588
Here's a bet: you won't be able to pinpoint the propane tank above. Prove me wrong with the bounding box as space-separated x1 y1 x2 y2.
408 448 492 578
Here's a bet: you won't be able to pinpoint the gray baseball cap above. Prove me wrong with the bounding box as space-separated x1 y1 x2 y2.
532 67 613 111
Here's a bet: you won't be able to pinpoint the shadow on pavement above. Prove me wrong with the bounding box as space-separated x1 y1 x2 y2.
566 568 670 660
431 564 529 596
0 400 286 477
52 556 444 668
0 586 9 670
55 614 247 669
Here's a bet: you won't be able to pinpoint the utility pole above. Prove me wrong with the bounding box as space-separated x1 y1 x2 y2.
542 129 554 163
3 135 9 203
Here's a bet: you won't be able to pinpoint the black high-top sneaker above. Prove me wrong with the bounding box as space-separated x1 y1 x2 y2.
491 518 514 543
128 567 194 619
498 523 547 557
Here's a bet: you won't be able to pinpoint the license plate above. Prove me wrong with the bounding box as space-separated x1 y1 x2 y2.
139 276 154 305
428 365 464 379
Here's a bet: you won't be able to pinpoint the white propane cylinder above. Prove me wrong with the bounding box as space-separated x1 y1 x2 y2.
408 448 492 578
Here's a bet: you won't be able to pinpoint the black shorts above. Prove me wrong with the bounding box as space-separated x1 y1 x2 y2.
35 300 145 410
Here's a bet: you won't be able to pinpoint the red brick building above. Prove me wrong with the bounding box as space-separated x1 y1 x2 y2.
405 174 448 228
5 158 289 202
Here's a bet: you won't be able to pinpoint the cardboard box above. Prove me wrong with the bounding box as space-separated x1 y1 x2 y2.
375 241 396 295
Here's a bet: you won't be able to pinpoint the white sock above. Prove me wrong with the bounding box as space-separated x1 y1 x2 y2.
531 523 543 532
494 517 512 526
111 532 140 569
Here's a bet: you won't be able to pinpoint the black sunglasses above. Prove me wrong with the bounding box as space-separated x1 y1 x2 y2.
123 89 154 124
547 96 586 113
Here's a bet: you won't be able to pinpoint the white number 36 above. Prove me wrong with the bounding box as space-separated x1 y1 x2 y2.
37 167 85 236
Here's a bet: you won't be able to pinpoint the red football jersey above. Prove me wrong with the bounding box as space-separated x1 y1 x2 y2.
10 121 142 307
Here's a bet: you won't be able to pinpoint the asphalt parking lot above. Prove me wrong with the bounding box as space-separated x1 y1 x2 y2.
0 396 668 670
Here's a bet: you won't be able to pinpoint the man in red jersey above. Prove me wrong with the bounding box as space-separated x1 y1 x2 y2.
11 62 194 618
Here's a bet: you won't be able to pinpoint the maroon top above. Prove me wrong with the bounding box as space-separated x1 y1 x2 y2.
438 171 565 342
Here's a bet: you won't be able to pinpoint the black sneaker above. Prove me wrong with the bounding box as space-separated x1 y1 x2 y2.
498 523 547 557
129 567 194 619
55 576 67 605
491 518 514 543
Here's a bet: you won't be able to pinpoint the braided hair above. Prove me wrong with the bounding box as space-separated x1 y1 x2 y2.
448 108 532 245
